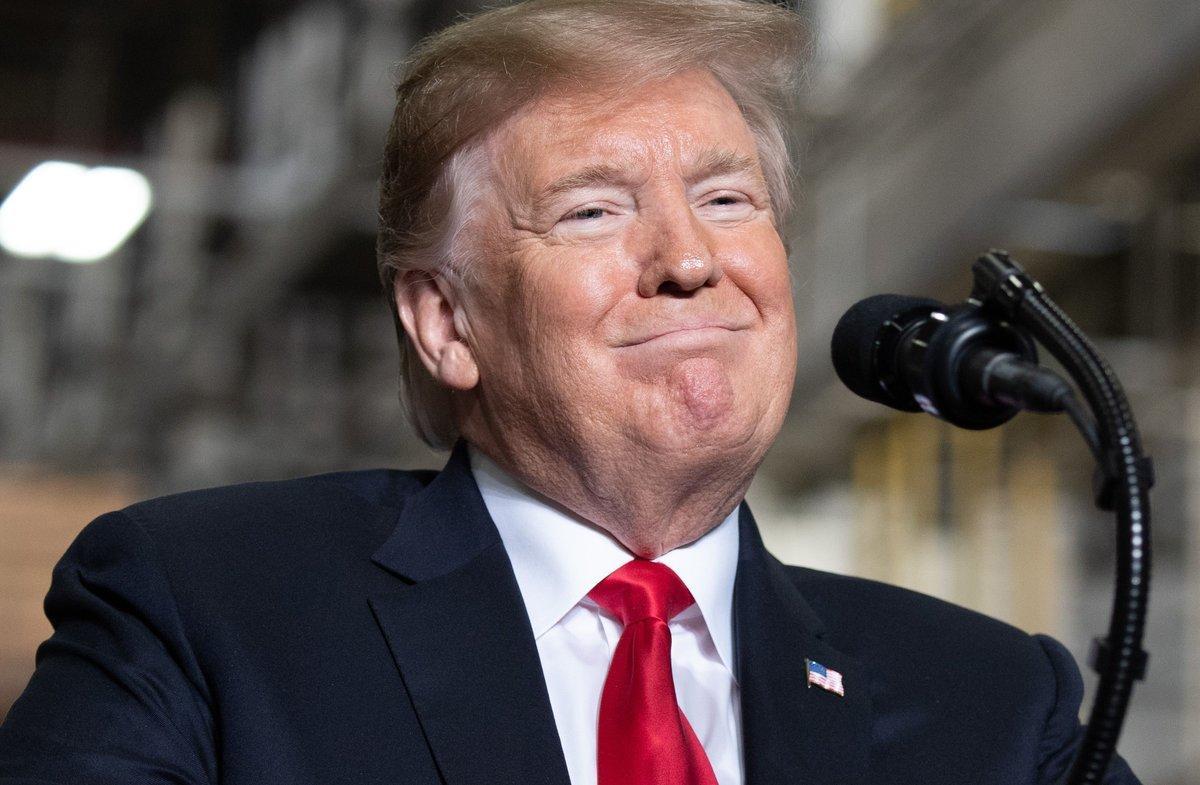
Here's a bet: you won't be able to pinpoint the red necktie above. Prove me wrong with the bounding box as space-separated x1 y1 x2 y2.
589 559 720 785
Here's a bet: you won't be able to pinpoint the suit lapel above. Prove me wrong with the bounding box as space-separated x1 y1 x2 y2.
368 445 872 785
369 443 571 785
735 505 873 785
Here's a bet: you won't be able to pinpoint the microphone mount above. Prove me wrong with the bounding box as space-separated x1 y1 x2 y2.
830 251 1152 781
967 251 1152 784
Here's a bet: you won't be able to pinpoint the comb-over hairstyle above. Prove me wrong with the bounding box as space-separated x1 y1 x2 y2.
377 0 807 449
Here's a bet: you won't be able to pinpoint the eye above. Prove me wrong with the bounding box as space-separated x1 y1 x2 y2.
564 206 608 221
555 203 624 234
698 191 755 220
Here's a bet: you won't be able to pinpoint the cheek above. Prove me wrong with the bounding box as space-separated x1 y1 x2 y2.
503 259 626 412
720 230 796 386
722 229 792 314
513 246 629 356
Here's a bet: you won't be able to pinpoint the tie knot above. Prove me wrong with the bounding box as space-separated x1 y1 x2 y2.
588 559 695 626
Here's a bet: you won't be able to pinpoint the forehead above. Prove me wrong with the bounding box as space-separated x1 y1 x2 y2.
490 70 761 191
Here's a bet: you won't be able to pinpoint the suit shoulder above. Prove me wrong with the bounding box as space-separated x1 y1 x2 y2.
781 563 1047 665
113 467 438 558
67 467 446 618
124 468 431 522
779 562 1075 749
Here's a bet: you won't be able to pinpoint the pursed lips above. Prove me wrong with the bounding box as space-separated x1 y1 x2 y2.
614 319 753 347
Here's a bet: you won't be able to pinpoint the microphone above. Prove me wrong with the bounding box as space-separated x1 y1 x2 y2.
830 294 1074 430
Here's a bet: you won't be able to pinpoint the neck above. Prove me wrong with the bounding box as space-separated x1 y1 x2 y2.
466 436 759 559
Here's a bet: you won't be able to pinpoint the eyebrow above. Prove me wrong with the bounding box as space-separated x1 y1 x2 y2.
685 148 762 186
532 163 638 217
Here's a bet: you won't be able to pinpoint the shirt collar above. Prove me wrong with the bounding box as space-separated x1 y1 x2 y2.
469 446 740 675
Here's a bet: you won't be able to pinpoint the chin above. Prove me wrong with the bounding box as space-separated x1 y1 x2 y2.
635 391 773 462
612 354 790 464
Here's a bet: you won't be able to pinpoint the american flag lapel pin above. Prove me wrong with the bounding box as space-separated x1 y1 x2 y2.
805 658 845 697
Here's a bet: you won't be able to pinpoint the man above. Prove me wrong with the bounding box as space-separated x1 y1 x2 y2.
0 1 1141 783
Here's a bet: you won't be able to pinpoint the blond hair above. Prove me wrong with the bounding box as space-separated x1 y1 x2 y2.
377 0 807 449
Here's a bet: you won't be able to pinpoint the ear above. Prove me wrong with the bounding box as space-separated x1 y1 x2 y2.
393 270 480 391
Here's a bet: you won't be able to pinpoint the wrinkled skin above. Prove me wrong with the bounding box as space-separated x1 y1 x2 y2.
396 69 797 557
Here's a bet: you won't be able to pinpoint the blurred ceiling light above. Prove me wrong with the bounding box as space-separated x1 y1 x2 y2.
0 161 153 263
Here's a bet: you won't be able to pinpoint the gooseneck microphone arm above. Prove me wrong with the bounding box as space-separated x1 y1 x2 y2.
829 250 1152 783
969 251 1151 785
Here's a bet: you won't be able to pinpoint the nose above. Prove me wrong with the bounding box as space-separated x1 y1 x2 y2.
635 206 723 298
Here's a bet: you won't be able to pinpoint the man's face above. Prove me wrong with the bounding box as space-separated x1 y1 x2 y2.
455 69 796 476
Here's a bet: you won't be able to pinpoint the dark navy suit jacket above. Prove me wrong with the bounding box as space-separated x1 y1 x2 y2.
0 443 1139 784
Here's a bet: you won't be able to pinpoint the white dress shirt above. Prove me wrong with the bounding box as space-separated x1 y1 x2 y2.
470 448 744 785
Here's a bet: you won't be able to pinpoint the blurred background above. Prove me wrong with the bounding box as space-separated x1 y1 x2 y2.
1 0 1197 779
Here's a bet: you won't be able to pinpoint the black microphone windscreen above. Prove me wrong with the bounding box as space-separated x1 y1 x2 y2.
830 294 941 409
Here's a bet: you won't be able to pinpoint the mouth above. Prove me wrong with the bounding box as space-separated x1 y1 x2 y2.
616 323 748 348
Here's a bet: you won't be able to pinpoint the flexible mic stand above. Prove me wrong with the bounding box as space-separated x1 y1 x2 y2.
969 251 1152 784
